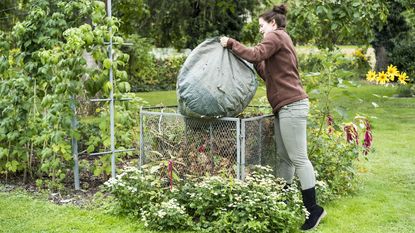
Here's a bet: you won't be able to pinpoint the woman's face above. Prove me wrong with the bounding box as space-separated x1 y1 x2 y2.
259 18 277 36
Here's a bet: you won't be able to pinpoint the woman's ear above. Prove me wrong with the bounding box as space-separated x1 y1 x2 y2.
272 19 278 28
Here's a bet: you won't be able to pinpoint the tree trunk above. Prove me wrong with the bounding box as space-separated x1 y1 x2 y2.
374 45 389 71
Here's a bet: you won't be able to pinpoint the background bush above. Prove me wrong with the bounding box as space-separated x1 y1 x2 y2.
124 35 186 92
298 49 371 81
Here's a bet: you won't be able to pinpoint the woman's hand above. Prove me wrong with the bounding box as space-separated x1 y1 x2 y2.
220 36 229 47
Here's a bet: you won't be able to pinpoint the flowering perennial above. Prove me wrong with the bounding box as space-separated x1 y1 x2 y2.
366 64 411 85
343 116 373 156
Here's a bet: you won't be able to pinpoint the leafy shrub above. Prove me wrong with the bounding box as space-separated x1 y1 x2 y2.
124 35 158 92
141 198 193 230
125 35 186 92
396 84 414 97
389 38 415 80
300 50 374 202
105 165 304 232
154 56 186 90
0 1 134 190
308 122 360 202
298 49 371 81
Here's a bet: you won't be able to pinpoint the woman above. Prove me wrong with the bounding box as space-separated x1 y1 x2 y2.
220 4 326 231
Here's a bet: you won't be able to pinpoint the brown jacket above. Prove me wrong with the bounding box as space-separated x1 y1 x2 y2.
227 28 308 113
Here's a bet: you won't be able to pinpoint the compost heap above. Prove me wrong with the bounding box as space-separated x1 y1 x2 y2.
177 38 257 118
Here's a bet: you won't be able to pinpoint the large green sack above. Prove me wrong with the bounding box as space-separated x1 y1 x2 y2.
177 38 257 118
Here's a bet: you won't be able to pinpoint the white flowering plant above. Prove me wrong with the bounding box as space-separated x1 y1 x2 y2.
140 198 193 230
178 166 304 232
104 165 305 232
104 166 166 217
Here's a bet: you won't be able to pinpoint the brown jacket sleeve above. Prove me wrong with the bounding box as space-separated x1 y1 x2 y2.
254 62 266 81
227 32 282 63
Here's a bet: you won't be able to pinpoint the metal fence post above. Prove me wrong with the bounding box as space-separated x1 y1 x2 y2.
71 96 80 190
259 118 263 165
240 119 246 180
106 0 116 179
236 119 241 180
139 107 144 168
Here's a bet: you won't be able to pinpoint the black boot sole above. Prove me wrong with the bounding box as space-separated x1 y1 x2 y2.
303 210 327 231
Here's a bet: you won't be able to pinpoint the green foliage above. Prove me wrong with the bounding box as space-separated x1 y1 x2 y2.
370 0 413 72
112 0 149 35
308 115 361 202
113 0 269 49
0 0 86 187
288 0 389 49
299 51 373 202
396 84 415 97
154 56 186 91
123 35 157 92
298 49 371 82
123 35 186 92
0 0 135 189
389 37 415 79
0 0 29 32
371 1 411 51
105 165 304 232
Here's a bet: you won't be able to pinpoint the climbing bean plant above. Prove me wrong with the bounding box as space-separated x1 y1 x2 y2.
0 0 132 190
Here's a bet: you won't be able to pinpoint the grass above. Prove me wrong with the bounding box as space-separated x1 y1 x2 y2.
1 82 414 232
314 84 415 233
0 190 153 233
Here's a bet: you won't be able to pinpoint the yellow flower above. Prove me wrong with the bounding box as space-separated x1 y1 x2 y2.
353 49 368 61
377 71 389 84
398 72 410 85
366 70 377 82
353 49 363 57
386 64 399 81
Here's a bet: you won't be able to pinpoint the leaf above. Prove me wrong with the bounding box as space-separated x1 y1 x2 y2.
6 160 19 172
103 81 113 93
103 59 112 69
334 106 348 119
93 167 102 176
87 145 95 153
24 40 31 48
371 102 379 108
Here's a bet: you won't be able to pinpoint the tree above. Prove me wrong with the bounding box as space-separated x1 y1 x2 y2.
286 0 389 50
0 0 29 32
113 0 269 49
371 0 413 72
283 0 414 74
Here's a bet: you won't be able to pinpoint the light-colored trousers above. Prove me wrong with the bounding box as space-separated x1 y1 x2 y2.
274 98 316 190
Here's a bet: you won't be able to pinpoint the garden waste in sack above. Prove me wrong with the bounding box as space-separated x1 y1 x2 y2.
177 38 257 118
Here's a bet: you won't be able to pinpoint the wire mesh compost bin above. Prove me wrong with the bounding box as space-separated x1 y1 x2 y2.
139 106 278 180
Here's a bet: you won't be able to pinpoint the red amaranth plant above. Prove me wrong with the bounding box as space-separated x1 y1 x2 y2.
344 123 359 145
363 120 373 155
327 114 334 135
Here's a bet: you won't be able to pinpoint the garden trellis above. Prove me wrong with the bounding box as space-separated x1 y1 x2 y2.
71 0 134 190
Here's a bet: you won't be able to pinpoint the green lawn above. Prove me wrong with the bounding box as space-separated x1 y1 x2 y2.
314 84 415 233
0 191 153 233
1 83 414 233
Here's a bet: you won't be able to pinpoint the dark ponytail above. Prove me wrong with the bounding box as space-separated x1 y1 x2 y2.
259 4 287 28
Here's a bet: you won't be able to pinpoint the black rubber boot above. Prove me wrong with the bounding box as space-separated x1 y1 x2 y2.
301 187 327 231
